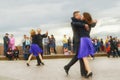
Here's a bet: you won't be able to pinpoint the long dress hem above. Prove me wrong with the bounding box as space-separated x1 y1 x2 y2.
30 44 43 56
77 37 95 59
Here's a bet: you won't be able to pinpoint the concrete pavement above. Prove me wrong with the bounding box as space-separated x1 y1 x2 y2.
0 57 120 80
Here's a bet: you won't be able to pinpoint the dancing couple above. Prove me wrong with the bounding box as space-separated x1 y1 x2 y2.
27 29 48 66
64 11 97 78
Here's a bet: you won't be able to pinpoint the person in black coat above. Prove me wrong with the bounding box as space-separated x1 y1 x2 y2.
64 11 89 77
26 29 44 66
3 33 9 56
109 36 120 57
36 28 48 66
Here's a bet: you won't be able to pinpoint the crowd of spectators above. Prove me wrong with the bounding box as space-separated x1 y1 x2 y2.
3 32 120 60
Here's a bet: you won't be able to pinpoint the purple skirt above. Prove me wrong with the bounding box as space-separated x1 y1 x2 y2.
78 37 95 59
30 44 43 56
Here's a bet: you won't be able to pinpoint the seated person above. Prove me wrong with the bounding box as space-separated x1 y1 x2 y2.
13 46 19 60
7 48 14 60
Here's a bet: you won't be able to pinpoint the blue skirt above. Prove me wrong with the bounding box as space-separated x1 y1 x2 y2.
78 37 95 59
30 44 43 56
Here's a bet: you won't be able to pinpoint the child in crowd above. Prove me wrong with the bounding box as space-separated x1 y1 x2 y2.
13 46 19 60
24 45 30 60
7 48 14 60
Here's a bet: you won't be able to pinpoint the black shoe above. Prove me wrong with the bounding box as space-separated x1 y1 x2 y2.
86 72 93 78
36 64 41 66
41 62 45 65
26 63 30 66
81 71 87 78
64 66 69 75
81 75 86 78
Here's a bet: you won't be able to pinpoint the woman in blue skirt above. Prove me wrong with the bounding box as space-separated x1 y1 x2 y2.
78 12 97 78
27 29 44 66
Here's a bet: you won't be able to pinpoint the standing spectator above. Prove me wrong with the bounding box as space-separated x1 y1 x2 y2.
94 39 98 53
49 35 57 54
62 35 68 54
118 39 120 54
109 36 119 57
47 36 51 55
100 39 104 52
13 46 19 60
105 40 111 57
3 33 9 56
114 37 120 56
97 39 101 53
52 35 57 54
68 37 72 54
43 37 49 55
24 45 30 60
22 35 27 51
25 37 31 47
9 34 15 50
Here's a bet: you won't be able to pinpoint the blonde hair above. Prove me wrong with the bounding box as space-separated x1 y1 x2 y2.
30 29 36 37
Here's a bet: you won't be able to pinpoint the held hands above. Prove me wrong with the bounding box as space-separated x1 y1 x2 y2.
93 19 97 23
46 31 48 35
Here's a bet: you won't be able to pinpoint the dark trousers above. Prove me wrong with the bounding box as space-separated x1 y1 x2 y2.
7 54 13 60
65 54 87 76
107 52 111 57
65 41 87 76
36 53 43 65
54 47 57 54
4 45 8 56
111 47 120 57
36 56 41 65
24 54 30 60
47 44 50 55
14 53 19 58
36 45 43 64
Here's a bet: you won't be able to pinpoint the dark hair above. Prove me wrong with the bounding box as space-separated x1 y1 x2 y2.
83 12 93 24
25 45 30 48
110 36 112 39
15 46 18 50
73 11 80 17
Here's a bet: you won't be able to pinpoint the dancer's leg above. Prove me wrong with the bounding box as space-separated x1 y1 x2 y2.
66 54 78 67
38 54 43 62
83 57 91 73
64 41 79 75
36 56 41 65
79 59 87 77
38 53 44 65
27 54 33 64
64 54 78 75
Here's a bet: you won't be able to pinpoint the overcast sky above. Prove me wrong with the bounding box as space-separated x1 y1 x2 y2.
0 0 120 45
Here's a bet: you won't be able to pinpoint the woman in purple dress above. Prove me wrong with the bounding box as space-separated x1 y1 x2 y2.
26 29 44 66
78 12 97 78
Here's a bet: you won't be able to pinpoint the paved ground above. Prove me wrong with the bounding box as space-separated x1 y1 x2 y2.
0 57 120 80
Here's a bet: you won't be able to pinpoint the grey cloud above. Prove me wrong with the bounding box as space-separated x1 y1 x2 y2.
0 0 120 45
